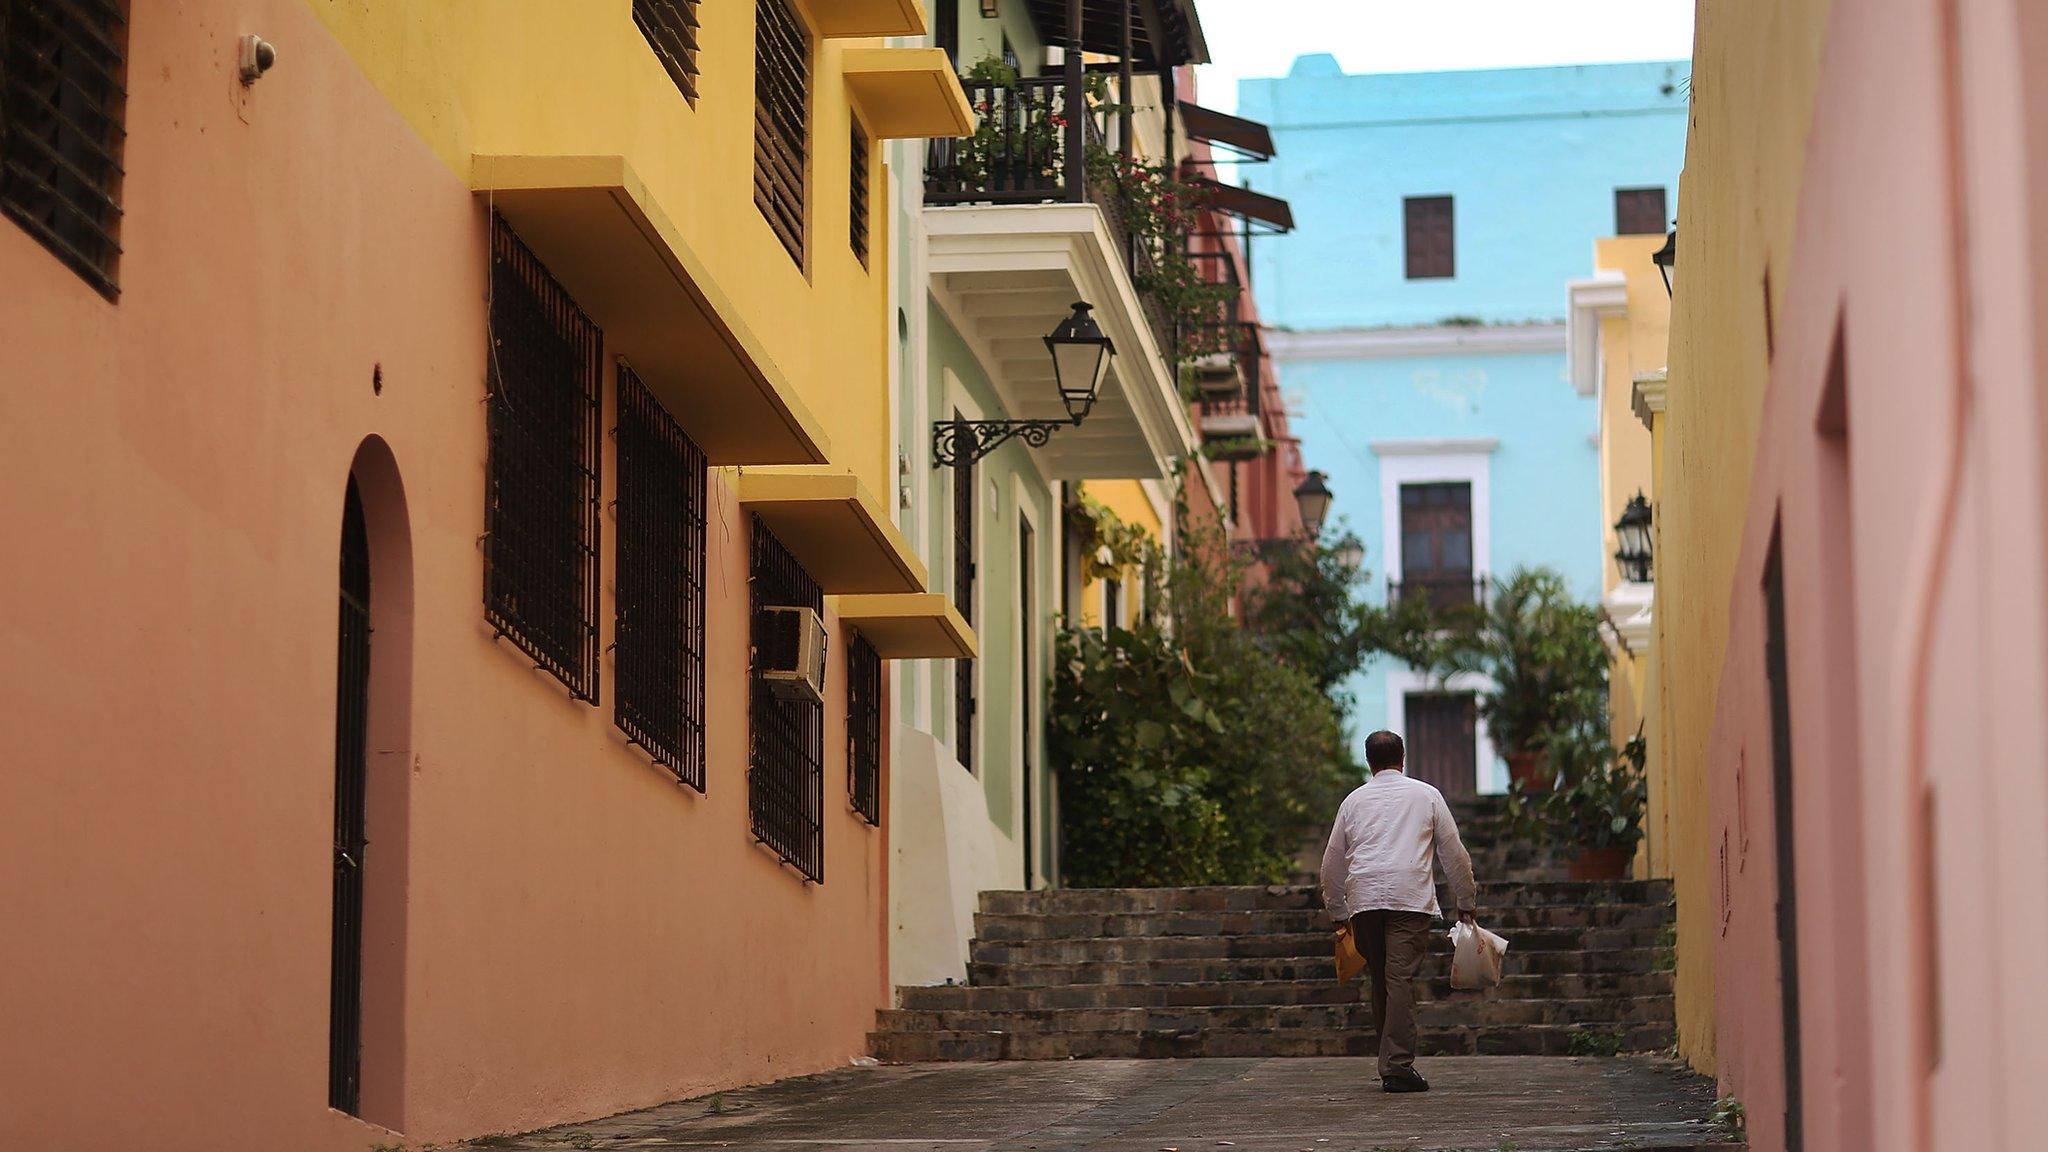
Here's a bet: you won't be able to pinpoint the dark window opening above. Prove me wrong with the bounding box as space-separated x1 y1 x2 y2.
1403 195 1454 280
614 364 708 788
484 212 603 702
935 0 958 63
1615 186 1667 236
750 518 825 881
1404 691 1477 798
1764 533 1805 1151
847 632 881 826
2 0 128 296
850 119 870 267
1102 574 1121 631
330 477 371 1115
754 0 810 265
1397 481 1476 608
634 0 702 105
953 417 976 772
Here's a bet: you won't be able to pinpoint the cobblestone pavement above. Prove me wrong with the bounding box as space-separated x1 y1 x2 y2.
468 1056 1740 1152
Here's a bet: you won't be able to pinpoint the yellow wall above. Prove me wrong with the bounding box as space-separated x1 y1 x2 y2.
307 0 897 495
1077 479 1164 628
1656 0 1834 1075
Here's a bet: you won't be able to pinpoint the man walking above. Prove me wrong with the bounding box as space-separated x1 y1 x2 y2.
1320 729 1478 1092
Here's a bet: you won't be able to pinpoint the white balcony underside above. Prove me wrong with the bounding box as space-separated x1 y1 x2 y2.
926 203 1197 481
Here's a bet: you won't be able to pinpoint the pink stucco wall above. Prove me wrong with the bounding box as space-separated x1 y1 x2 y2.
0 5 890 1149
1705 2 2048 1150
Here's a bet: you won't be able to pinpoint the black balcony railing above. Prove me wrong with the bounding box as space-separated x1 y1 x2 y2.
1390 574 1489 611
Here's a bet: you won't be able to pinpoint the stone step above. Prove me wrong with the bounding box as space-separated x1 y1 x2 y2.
898 970 1674 1010
968 926 1670 966
876 995 1674 1036
869 1022 1678 1061
977 880 1672 916
971 903 1671 942
968 945 1671 986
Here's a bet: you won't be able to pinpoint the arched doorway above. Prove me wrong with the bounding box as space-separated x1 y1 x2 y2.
330 477 371 1114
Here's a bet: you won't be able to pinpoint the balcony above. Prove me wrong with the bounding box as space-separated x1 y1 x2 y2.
923 79 1196 480
1389 574 1490 611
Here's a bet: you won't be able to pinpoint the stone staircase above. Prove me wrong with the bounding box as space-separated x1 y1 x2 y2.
872 797 1676 1062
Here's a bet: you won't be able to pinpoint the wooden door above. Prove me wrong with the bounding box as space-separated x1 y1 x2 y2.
1404 691 1477 797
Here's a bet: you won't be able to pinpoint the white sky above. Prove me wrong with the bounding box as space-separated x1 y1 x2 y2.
1190 0 1696 113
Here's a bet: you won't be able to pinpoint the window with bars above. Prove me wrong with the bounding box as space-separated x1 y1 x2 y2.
952 422 976 772
614 364 708 788
847 632 881 826
750 518 825 881
753 0 809 265
2 0 129 297
634 0 702 106
849 119 870 267
1403 194 1454 280
1615 186 1667 236
484 212 603 702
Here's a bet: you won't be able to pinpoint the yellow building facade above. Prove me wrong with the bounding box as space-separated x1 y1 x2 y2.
1653 0 1834 1075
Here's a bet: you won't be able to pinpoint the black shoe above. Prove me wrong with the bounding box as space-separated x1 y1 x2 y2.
1382 1069 1431 1093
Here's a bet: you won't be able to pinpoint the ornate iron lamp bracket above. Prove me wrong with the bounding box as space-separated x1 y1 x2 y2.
931 417 1076 469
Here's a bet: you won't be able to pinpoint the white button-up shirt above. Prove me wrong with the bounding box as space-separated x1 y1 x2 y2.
1319 769 1478 920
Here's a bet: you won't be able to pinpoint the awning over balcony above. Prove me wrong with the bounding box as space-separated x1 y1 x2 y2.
472 154 830 466
1021 0 1209 66
732 467 928 594
1178 101 1274 161
925 203 1199 481
843 48 974 139
806 0 928 37
833 594 977 659
1185 175 1294 233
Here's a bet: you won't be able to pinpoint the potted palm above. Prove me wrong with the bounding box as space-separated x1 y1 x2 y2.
1511 726 1647 880
1440 568 1608 791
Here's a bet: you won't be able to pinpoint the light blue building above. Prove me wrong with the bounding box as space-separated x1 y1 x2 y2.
1239 56 1686 794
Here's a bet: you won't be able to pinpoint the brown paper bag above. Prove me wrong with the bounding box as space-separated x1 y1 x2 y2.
1333 923 1366 985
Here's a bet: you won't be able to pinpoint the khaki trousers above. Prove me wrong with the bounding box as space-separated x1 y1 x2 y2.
1350 909 1434 1076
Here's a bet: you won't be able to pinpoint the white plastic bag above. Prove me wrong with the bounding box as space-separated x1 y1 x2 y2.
1448 920 1509 990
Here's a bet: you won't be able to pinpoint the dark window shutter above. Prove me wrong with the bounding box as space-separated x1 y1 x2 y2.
1403 195 1454 280
753 0 809 265
1615 186 1668 236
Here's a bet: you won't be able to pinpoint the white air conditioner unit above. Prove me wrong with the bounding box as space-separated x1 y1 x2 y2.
759 605 828 704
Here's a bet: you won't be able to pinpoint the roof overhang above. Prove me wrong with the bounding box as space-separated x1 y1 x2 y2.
925 202 1198 480
834 594 977 659
1185 175 1293 233
473 154 830 466
733 467 928 594
1178 101 1273 161
803 0 927 37
843 48 974 139
1567 270 1629 397
1022 0 1207 66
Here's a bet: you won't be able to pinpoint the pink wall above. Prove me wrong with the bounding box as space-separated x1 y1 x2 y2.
0 5 890 1149
1705 1 2048 1150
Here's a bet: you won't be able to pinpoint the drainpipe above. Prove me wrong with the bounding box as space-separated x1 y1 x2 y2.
1065 0 1085 203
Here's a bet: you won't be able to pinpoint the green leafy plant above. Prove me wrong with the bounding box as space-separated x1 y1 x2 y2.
1052 479 1353 887
1709 1094 1747 1132
1240 531 1375 702
1438 567 1608 760
1568 1028 1626 1058
1511 726 1648 854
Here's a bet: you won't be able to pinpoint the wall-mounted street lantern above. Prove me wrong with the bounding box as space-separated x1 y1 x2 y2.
1294 469 1333 537
1652 228 1677 298
933 302 1114 468
1614 491 1654 583
1333 535 1366 572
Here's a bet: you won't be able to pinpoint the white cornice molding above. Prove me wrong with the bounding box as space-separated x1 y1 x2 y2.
1602 581 1655 656
1369 437 1500 457
1566 271 1629 397
1632 369 1669 431
1265 323 1567 362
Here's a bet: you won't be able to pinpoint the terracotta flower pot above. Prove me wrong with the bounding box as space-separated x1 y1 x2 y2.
1568 846 1633 881
1505 750 1550 792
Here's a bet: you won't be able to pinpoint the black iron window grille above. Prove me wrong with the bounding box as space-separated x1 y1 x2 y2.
2 0 128 297
329 476 370 1116
849 118 870 267
1403 194 1454 280
485 211 603 702
753 0 809 265
633 0 702 106
847 632 881 826
750 517 825 881
952 422 976 772
613 364 708 788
